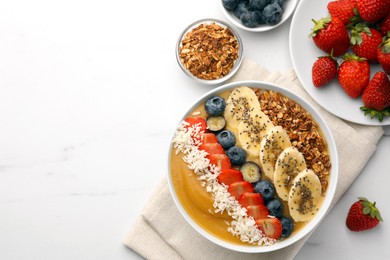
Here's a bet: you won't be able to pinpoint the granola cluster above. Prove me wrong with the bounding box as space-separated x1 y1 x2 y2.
179 22 239 80
254 89 331 193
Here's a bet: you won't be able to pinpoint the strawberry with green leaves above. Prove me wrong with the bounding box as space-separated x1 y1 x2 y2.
312 51 338 87
378 33 390 74
361 71 390 122
357 0 390 24
310 16 350 56
350 24 383 62
346 197 383 232
327 0 357 25
338 54 370 98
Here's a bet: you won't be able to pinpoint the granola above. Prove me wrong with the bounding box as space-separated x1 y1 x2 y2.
179 22 239 80
254 89 331 193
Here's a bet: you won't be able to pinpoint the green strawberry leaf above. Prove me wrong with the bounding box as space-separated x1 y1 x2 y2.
363 207 371 215
376 211 384 222
360 106 390 122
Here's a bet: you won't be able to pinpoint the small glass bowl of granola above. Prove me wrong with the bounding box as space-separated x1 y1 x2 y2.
176 18 243 86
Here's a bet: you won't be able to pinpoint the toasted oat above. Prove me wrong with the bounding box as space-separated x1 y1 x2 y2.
179 23 239 80
254 89 331 193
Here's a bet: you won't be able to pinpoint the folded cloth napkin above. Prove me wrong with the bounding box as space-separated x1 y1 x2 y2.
123 59 384 260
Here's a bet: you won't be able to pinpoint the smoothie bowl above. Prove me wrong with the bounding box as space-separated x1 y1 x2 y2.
168 81 338 253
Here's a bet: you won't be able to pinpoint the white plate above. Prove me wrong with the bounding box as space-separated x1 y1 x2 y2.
220 0 299 32
289 0 390 126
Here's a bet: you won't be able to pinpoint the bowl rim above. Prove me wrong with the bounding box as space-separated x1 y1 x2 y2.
175 18 244 86
219 0 299 32
167 80 339 253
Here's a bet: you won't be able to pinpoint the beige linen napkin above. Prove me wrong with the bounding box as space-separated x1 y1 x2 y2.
123 59 384 260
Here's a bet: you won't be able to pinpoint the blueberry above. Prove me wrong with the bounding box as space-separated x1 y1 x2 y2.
222 0 240 10
266 198 284 217
216 130 236 150
279 217 294 238
226 146 246 166
254 10 265 24
233 1 251 19
206 116 226 132
205 96 226 116
240 11 259 28
249 0 271 10
262 3 283 25
254 180 275 201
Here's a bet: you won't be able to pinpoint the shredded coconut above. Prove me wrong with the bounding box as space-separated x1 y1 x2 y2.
172 120 276 246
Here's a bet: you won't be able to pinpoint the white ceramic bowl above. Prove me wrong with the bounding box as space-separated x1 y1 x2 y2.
175 18 243 86
168 80 338 253
220 0 299 32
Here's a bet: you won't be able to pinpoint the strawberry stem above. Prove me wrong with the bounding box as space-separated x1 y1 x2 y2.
360 106 390 122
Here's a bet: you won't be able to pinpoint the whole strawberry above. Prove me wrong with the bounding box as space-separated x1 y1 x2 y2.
338 54 370 98
346 197 383 232
327 0 356 25
351 25 383 62
312 52 338 87
310 16 350 56
357 0 390 24
361 71 390 121
378 33 390 74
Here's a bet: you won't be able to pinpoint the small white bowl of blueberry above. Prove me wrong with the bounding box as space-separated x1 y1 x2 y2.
220 0 299 32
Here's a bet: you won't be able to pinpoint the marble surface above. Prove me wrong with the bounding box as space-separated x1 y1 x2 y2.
0 1 389 259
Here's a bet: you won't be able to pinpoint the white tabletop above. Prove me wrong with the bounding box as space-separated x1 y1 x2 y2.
1 1 389 259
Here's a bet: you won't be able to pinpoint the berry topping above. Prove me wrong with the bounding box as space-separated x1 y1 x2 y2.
216 130 236 150
205 96 226 116
226 146 247 166
254 180 275 201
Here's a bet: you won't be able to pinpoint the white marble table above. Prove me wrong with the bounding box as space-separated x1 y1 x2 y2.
0 1 389 259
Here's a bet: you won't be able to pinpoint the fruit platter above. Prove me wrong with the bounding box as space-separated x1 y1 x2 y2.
168 81 338 252
290 0 390 125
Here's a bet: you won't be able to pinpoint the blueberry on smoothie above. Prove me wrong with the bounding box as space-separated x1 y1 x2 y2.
222 0 239 10
279 217 294 238
254 180 275 201
205 96 226 116
206 116 226 132
266 198 284 217
226 146 246 166
216 130 236 150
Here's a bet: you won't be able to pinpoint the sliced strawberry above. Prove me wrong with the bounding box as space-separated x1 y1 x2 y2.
246 205 269 220
228 181 254 200
201 132 218 144
256 217 282 239
217 169 244 186
184 117 207 133
184 117 207 143
209 154 231 172
239 192 264 208
199 143 225 157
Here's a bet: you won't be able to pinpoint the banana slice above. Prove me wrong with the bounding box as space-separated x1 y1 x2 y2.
288 169 322 222
274 147 307 201
259 126 292 180
223 86 261 135
237 108 274 162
